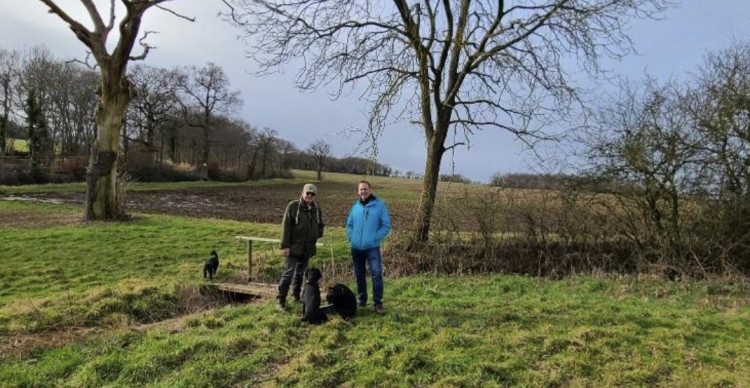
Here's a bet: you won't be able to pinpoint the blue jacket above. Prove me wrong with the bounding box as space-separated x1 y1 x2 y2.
346 195 392 250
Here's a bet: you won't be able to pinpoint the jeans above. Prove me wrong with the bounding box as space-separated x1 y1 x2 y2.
351 247 383 307
278 255 309 302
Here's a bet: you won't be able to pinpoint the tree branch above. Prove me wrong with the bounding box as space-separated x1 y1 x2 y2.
38 0 95 47
155 4 196 22
129 30 157 61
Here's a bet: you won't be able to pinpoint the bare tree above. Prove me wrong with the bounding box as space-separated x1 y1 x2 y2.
0 49 20 156
689 42 750 271
693 42 750 200
222 0 672 246
587 79 697 261
207 114 248 171
127 64 179 163
242 125 261 179
307 139 332 180
276 139 298 171
65 67 99 157
17 47 57 167
256 127 277 178
15 47 98 162
175 63 242 180
44 61 99 162
38 0 190 220
25 88 48 180
241 126 282 179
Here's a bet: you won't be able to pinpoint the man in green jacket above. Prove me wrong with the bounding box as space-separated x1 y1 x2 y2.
277 183 325 311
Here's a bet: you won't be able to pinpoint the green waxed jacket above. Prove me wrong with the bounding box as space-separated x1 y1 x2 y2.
280 198 324 259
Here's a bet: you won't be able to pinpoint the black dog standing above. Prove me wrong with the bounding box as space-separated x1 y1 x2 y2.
326 283 358 321
301 267 327 324
203 250 219 280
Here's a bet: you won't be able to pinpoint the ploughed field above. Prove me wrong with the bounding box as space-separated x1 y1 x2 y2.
15 181 420 230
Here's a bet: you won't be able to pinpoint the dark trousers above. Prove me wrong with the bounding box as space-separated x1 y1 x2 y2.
278 255 309 302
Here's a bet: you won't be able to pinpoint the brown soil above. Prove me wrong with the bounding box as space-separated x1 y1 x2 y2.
0 208 82 228
13 181 417 229
0 327 103 361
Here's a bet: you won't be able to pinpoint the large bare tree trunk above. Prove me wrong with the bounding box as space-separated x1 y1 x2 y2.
38 0 184 221
412 120 448 245
85 74 131 220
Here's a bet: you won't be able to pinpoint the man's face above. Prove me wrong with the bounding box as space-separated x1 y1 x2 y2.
358 183 371 201
302 189 315 204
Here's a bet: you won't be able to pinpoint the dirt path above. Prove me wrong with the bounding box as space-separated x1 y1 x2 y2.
0 326 104 362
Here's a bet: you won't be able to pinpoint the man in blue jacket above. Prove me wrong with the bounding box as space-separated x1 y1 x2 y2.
346 180 392 314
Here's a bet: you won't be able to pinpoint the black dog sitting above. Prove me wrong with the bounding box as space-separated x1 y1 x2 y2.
203 250 219 280
301 267 327 324
326 283 357 321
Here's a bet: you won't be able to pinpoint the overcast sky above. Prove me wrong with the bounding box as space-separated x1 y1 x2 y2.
1 1 750 182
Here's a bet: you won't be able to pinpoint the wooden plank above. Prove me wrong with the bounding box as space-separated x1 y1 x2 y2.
213 282 331 302
234 236 324 246
235 236 280 243
215 282 278 298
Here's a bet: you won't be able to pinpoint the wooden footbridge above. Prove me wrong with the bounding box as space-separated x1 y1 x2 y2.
207 236 324 299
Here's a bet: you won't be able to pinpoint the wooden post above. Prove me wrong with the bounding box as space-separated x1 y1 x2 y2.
235 236 323 284
247 239 253 281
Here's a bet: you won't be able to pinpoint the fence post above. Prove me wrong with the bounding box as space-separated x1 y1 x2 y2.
247 239 253 282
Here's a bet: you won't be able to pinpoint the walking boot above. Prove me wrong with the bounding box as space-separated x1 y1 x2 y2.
275 297 287 313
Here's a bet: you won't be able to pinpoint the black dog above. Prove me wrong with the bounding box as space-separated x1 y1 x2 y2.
326 283 357 321
301 267 327 324
203 250 219 280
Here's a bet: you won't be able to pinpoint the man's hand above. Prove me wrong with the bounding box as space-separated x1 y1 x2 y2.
282 248 290 257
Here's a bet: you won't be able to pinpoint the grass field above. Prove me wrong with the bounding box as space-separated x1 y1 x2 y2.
2 177 750 387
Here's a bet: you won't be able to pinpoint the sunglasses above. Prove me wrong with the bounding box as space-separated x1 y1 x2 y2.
306 192 316 196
